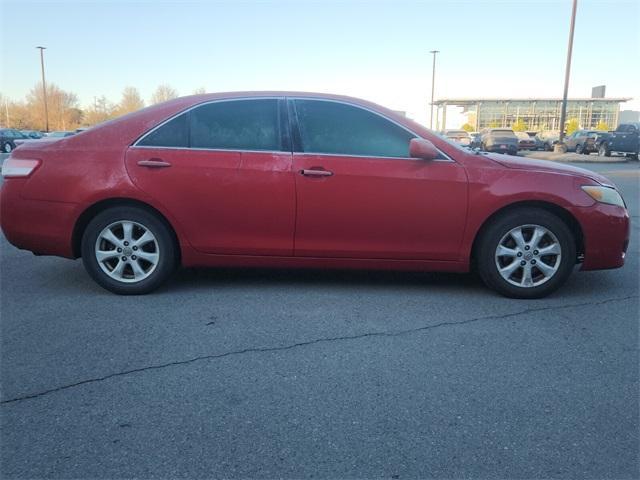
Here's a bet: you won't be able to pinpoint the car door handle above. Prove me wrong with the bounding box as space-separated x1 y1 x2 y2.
137 159 172 168
300 168 333 177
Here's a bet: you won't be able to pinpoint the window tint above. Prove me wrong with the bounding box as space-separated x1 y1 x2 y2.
294 100 415 157
138 113 188 148
190 99 280 151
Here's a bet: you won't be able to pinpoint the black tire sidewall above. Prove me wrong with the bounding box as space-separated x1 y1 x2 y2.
81 206 177 295
477 208 576 299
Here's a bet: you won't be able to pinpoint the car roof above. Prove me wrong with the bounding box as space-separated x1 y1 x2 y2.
18 91 463 159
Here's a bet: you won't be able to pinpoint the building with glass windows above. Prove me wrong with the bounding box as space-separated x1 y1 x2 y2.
433 97 630 132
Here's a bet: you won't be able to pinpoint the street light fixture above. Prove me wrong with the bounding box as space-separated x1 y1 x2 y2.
557 0 578 147
429 50 439 130
36 46 49 132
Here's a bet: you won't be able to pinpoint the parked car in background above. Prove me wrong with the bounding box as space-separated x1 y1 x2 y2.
21 130 45 139
0 129 31 153
45 131 75 138
564 130 603 154
537 130 560 151
598 123 639 159
480 128 518 155
2 92 629 298
442 129 471 146
515 131 536 150
526 131 545 150
469 132 482 149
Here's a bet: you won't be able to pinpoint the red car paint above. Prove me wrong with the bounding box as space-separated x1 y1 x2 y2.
0 92 629 275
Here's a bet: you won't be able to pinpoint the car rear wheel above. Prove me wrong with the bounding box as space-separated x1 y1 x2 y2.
2 142 12 153
477 208 576 299
575 144 583 154
81 206 178 295
598 143 610 157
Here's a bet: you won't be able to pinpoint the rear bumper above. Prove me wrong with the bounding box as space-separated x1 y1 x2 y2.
576 203 630 270
0 180 77 258
486 144 518 154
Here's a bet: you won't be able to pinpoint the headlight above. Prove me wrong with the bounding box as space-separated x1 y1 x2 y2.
581 185 626 207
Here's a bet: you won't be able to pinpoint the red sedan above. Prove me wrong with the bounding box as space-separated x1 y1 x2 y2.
0 92 629 298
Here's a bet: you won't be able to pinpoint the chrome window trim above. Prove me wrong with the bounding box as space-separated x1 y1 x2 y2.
288 96 454 162
293 152 451 162
131 145 289 155
132 96 286 150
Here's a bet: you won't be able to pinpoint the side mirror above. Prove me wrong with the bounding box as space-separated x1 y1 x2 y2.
409 138 439 161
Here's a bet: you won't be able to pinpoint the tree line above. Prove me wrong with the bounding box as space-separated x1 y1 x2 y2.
1 83 206 131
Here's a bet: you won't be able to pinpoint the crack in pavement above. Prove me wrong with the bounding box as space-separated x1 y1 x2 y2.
1 294 637 405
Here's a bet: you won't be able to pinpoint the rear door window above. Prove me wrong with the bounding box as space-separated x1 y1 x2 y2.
190 99 281 151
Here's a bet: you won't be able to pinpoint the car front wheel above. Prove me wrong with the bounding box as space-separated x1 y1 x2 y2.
2 142 12 153
477 208 576 299
598 143 610 157
81 206 178 294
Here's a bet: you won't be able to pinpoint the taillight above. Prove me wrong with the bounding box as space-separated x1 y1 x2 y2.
1 158 41 178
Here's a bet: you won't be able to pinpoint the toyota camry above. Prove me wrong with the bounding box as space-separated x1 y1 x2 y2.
0 92 630 297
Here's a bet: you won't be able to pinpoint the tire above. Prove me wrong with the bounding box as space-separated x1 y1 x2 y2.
476 208 576 299
575 144 583 154
2 142 12 153
81 206 178 295
598 143 611 157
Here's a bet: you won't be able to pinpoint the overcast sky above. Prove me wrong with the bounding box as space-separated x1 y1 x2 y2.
1 0 639 126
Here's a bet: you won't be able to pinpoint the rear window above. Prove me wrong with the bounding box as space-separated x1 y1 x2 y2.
491 129 516 136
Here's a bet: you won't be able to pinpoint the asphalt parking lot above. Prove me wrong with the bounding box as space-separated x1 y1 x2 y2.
1 159 638 479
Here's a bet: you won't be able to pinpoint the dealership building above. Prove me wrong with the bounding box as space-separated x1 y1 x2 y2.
433 97 630 131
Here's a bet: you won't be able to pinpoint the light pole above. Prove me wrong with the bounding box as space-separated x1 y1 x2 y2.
429 50 439 130
36 46 49 132
557 0 578 146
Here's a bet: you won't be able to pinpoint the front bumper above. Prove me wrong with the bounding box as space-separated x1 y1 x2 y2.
576 202 630 270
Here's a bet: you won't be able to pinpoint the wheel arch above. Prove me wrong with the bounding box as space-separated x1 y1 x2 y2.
72 197 181 262
470 200 585 268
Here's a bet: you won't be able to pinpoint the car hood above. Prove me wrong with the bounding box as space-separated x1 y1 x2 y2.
486 153 615 187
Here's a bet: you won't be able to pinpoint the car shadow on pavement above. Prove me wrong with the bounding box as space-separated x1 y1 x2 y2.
166 266 487 294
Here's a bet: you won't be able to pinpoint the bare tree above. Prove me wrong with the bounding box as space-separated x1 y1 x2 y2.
117 86 145 115
26 82 82 131
150 84 178 104
84 95 117 126
193 87 206 95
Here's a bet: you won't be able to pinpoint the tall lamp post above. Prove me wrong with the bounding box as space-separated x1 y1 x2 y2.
557 0 578 147
36 46 49 132
429 50 439 130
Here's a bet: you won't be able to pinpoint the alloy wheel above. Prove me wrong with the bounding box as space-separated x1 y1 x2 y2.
494 224 561 287
94 220 160 283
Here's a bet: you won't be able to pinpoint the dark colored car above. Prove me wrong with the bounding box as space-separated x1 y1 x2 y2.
21 130 45 139
598 123 639 159
0 129 31 153
1 92 630 299
480 128 518 155
536 130 560 151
